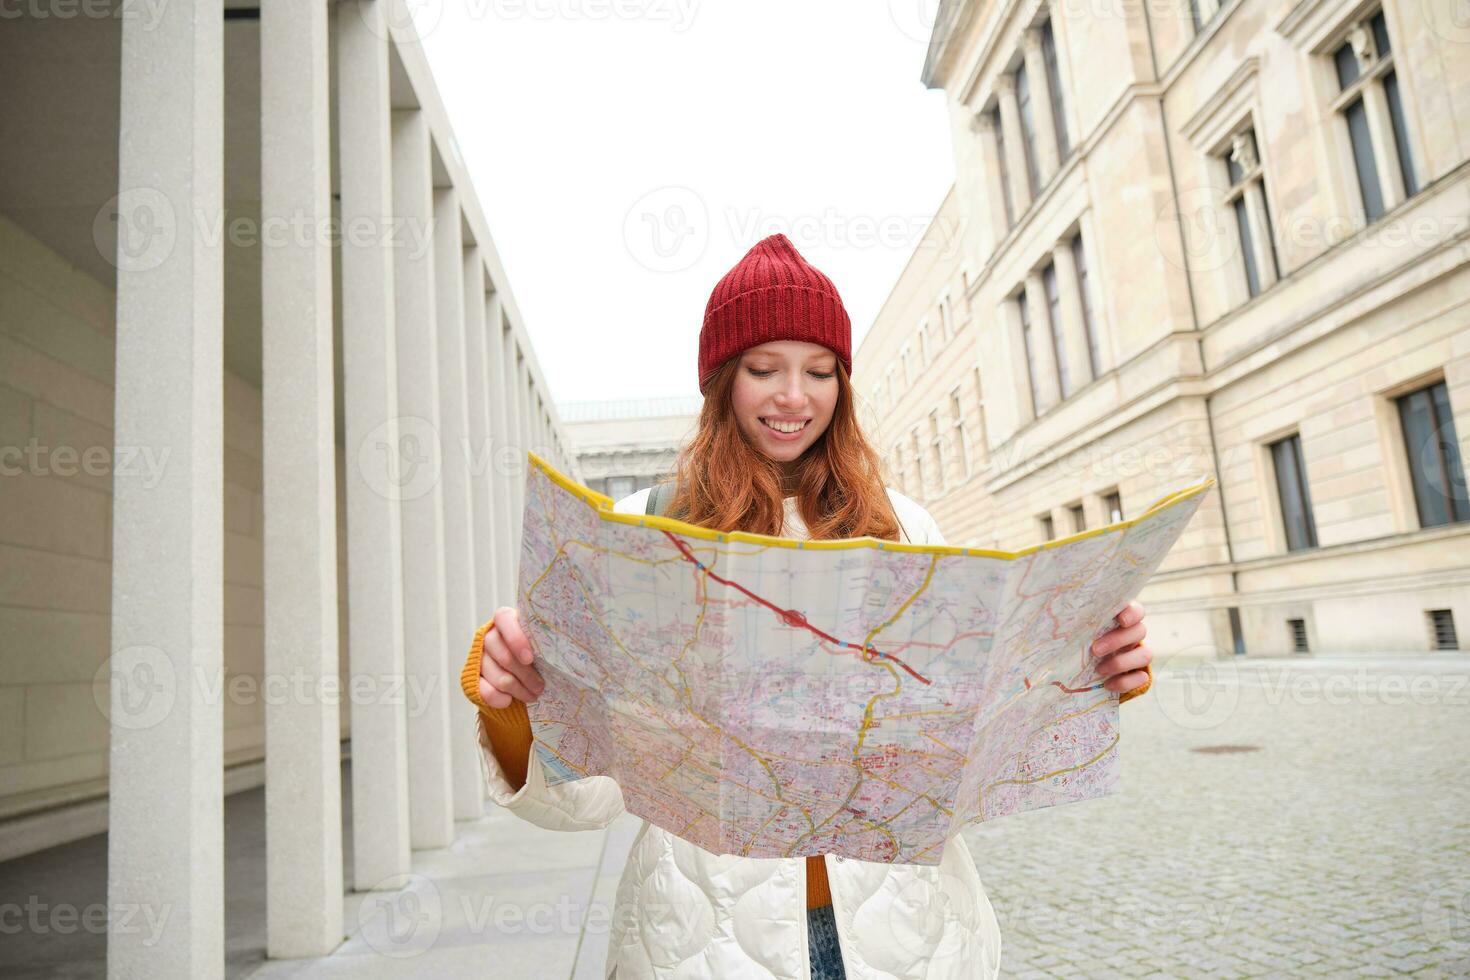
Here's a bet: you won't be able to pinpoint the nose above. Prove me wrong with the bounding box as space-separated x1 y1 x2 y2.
774 374 806 408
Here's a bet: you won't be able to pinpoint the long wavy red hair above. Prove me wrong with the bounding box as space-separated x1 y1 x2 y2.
655 355 903 542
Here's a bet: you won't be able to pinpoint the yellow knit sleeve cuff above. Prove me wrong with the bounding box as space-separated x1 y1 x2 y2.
461 616 535 790
1119 661 1153 705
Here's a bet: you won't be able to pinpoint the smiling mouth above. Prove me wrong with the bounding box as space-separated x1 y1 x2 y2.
760 418 810 434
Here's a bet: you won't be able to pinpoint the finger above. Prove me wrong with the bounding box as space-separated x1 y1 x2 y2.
1114 601 1145 629
1096 645 1151 679
477 674 513 709
484 626 544 695
1103 668 1150 694
1092 620 1146 658
489 668 539 704
493 606 535 665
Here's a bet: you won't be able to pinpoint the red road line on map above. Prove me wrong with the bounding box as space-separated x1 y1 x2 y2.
661 530 931 685
1051 680 1104 694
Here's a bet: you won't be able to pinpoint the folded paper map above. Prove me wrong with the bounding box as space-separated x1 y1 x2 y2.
517 451 1213 864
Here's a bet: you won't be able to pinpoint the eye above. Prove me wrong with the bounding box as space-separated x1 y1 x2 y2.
746 368 775 378
808 370 835 379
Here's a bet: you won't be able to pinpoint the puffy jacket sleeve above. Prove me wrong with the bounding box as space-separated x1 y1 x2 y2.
461 618 626 832
898 490 1153 705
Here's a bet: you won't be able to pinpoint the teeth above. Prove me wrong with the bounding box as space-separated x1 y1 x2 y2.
762 418 808 434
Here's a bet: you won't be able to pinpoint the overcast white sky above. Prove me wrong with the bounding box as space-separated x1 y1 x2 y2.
414 0 954 407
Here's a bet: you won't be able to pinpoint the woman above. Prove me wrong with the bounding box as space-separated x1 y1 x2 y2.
460 233 1154 979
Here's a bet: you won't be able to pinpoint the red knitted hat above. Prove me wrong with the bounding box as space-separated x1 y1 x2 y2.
698 233 852 394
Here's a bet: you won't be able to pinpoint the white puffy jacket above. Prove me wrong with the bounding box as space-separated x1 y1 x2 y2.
474 486 1003 979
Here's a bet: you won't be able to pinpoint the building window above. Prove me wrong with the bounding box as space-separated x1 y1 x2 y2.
1188 0 1225 34
1223 128 1279 299
1288 617 1310 653
991 106 1015 229
1103 489 1123 523
1070 234 1102 377
1396 379 1470 528
885 367 898 407
911 429 926 499
918 320 931 365
1041 261 1071 397
1228 606 1246 655
1428 609 1458 650
949 388 970 479
1068 502 1086 532
1039 513 1055 541
1040 20 1070 160
1014 62 1042 196
607 475 635 500
939 292 954 340
1018 291 1041 417
1270 433 1319 551
901 344 913 386
972 367 987 459
929 411 945 490
1332 9 1419 224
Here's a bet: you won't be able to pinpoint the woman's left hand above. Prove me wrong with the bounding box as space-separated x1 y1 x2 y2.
1091 600 1151 695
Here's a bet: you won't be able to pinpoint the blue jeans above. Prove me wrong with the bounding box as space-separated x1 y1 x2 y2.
808 902 848 979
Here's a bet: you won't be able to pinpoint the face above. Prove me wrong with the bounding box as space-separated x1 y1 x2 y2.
730 341 839 471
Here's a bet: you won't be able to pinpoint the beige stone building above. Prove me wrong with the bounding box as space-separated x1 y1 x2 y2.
560 396 701 500
857 0 1470 658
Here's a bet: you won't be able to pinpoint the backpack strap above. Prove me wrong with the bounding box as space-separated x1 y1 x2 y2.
645 481 674 516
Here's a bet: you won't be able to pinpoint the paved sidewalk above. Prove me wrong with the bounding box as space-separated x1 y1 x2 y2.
242 804 643 980
961 654 1470 978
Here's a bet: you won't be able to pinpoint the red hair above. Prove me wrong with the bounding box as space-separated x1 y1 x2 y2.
657 357 902 541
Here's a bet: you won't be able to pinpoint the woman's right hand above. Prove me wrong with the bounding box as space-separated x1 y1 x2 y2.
477 606 545 708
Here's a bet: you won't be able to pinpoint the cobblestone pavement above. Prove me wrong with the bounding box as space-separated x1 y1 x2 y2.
960 654 1470 979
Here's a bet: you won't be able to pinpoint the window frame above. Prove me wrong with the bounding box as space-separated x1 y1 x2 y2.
1268 431 1320 552
1016 289 1041 418
1218 125 1281 302
1039 19 1071 161
949 386 970 480
1394 378 1470 529
1320 6 1422 228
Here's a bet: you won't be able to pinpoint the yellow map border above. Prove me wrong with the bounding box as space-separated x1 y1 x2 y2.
525 450 1215 560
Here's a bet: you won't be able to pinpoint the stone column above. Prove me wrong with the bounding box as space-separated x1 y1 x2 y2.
108 2 225 975
431 186 483 819
501 328 526 572
1000 297 1037 426
1024 273 1063 411
391 108 453 850
484 291 517 608
461 253 496 625
995 75 1033 213
260 0 342 956
1051 240 1096 392
1021 29 1061 184
336 0 410 889
518 358 535 465
973 109 1013 242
